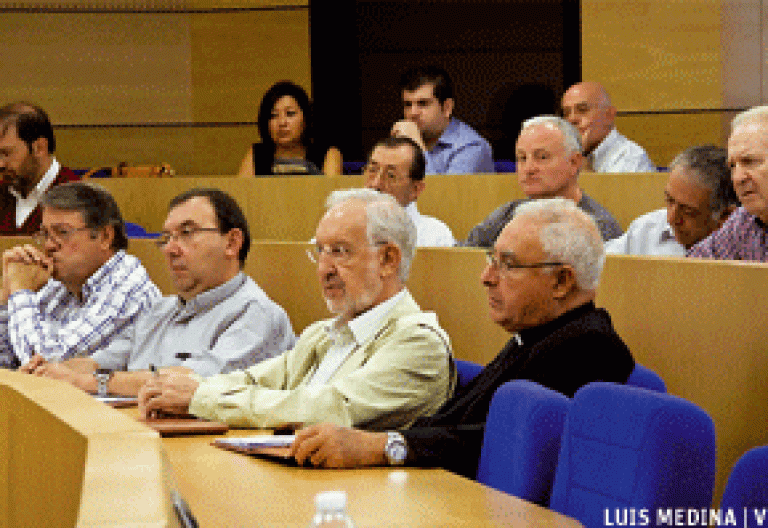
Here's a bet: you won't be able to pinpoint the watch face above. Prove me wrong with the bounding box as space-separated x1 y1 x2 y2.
95 368 112 376
386 433 407 465
388 442 407 463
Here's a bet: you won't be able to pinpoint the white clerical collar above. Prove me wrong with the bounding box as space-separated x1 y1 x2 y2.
10 158 60 227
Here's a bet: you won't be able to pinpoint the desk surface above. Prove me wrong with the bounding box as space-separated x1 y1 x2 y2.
126 411 582 527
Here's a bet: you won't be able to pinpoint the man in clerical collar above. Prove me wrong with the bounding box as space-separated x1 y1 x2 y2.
138 188 454 430
0 101 79 234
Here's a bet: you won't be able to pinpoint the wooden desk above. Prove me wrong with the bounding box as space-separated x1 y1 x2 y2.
158 426 583 527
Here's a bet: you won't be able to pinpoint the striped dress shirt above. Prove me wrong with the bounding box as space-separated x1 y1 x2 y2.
0 250 160 368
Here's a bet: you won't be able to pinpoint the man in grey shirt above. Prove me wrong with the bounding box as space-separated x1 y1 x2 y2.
23 188 296 396
462 115 622 247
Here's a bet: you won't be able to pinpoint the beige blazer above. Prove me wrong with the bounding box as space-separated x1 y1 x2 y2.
189 291 455 430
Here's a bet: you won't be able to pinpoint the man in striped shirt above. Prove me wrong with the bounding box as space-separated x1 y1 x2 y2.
0 182 160 368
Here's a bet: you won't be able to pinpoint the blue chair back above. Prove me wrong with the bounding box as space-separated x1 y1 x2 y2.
721 445 768 525
626 364 667 393
125 221 158 239
476 380 570 505
550 383 716 528
454 359 482 389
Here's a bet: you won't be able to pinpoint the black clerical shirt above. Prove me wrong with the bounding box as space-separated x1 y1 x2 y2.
400 301 635 478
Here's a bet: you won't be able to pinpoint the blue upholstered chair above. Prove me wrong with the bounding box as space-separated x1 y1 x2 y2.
476 380 570 505
454 359 483 389
720 445 768 525
549 383 716 528
125 221 158 239
626 363 667 393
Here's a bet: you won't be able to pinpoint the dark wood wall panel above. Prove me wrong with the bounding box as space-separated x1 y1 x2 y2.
312 0 576 161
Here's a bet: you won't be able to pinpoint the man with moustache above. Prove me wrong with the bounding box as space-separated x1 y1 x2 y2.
24 188 295 397
0 102 79 234
0 182 159 369
288 198 634 478
463 115 622 247
688 106 768 261
561 81 655 173
138 188 454 430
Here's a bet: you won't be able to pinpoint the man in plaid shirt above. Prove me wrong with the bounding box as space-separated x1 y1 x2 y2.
0 182 160 368
688 106 768 261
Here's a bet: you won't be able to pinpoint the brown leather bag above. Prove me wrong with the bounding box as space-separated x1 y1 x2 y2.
81 162 175 179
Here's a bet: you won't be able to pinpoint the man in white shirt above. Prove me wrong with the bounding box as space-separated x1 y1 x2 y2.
138 189 454 430
606 145 738 255
0 101 80 234
561 82 655 173
364 136 456 246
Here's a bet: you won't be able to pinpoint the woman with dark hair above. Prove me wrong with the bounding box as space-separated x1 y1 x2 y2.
237 81 342 176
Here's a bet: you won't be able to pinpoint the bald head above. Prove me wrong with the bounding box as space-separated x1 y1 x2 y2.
561 81 617 154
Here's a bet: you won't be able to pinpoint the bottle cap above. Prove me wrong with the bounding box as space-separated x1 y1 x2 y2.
315 490 347 511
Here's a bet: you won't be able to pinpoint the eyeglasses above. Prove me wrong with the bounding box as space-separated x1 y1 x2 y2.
33 225 93 246
155 225 221 248
485 250 563 274
307 241 387 265
363 163 407 183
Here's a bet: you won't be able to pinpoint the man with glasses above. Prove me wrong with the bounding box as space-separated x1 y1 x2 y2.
365 136 455 246
138 188 454 430
0 102 80 235
23 188 296 397
287 198 634 478
462 115 622 247
0 182 160 369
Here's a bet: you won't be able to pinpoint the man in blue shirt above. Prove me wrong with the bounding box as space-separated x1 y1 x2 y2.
391 66 494 175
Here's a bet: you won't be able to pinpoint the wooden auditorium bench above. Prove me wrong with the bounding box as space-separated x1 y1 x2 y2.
96 171 668 242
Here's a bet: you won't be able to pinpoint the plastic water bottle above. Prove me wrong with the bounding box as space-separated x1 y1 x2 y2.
308 490 356 527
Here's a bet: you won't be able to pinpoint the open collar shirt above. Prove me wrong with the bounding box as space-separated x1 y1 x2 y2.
590 128 656 173
0 250 160 368
605 208 685 256
425 117 495 175
91 272 295 377
10 157 60 227
405 202 456 247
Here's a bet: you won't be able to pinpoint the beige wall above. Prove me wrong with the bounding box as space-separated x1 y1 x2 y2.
0 2 310 175
582 0 766 165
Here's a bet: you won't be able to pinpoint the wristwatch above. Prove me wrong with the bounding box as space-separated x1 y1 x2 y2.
94 368 113 397
384 431 408 466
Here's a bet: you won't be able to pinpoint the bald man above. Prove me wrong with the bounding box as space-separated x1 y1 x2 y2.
561 81 655 173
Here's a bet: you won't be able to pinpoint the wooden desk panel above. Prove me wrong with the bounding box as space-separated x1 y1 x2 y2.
159 428 582 527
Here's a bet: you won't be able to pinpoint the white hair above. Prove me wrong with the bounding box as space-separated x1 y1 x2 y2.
731 105 768 131
521 115 583 154
514 198 604 290
325 188 416 281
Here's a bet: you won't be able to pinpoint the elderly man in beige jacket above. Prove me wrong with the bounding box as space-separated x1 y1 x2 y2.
139 188 455 430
